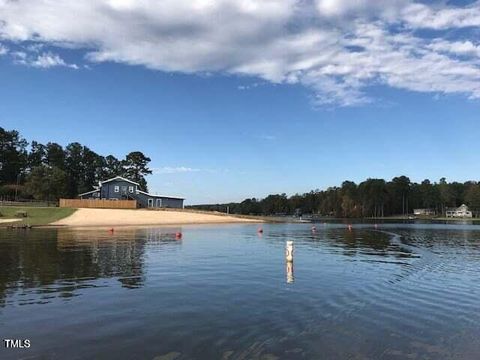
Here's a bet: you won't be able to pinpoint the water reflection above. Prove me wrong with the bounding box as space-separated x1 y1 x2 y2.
1 224 480 360
263 226 416 264
0 227 182 305
286 261 294 284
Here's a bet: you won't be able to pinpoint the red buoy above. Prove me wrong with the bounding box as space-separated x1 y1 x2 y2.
257 227 264 234
175 232 182 239
109 228 114 233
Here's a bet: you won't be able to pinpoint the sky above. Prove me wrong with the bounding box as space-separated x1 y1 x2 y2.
1 0 480 204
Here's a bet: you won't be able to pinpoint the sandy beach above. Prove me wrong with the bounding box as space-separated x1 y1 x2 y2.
0 219 22 224
51 208 262 227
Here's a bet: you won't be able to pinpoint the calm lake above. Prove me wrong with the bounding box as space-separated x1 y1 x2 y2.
1 223 479 359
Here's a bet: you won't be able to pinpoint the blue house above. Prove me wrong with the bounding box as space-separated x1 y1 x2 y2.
78 176 184 209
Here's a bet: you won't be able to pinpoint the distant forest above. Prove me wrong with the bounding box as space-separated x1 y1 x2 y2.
190 177 480 218
3 126 480 216
0 127 152 201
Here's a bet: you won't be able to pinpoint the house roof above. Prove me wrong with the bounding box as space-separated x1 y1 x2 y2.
100 176 140 186
77 176 185 200
446 204 470 211
78 189 100 196
137 190 185 200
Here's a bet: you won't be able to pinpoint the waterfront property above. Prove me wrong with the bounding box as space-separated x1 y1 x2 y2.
78 176 184 209
445 204 473 218
413 208 436 216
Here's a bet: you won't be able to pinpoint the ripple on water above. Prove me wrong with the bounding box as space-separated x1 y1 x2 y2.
0 224 480 359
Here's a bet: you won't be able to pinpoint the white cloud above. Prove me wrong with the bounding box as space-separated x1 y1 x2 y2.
402 2 480 29
153 166 201 174
30 52 78 69
427 40 480 57
0 1 480 105
11 50 78 69
0 44 7 55
238 82 264 90
316 0 408 19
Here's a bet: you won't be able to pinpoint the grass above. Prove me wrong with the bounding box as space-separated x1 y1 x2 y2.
0 206 77 226
0 200 57 207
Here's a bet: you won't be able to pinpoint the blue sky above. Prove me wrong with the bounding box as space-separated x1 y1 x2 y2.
1 1 480 204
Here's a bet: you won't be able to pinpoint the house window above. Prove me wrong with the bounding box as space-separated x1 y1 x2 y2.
148 199 154 208
122 186 127 192
114 186 119 193
129 186 134 193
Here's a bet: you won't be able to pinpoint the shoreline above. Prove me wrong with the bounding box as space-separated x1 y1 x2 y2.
0 219 22 224
365 216 480 222
50 208 264 228
294 216 480 223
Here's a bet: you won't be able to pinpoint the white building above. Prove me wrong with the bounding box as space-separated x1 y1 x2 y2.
445 204 473 218
413 208 436 216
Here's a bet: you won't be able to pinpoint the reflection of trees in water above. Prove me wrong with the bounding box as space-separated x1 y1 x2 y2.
0 228 181 305
395 227 480 265
58 228 150 290
263 228 413 260
333 229 414 260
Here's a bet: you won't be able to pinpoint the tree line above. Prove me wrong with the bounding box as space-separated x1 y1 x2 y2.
190 176 480 218
0 127 152 201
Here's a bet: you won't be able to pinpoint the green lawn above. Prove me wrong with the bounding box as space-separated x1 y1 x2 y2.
0 206 76 226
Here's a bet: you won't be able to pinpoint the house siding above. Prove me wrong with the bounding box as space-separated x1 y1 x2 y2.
101 180 137 200
135 192 151 208
445 204 472 218
135 192 184 209
78 177 184 209
161 197 184 208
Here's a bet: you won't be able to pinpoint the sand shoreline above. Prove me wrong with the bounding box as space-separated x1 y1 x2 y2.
0 219 22 224
51 208 263 227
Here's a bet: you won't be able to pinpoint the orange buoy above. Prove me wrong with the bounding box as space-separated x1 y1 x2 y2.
175 232 182 239
109 228 114 233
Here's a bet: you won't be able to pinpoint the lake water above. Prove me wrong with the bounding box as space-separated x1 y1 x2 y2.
1 223 480 359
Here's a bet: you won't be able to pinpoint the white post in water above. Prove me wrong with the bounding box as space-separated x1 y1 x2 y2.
286 261 294 284
285 241 294 262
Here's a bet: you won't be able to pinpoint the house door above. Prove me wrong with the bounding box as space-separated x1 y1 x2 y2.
148 199 154 208
156 199 162 208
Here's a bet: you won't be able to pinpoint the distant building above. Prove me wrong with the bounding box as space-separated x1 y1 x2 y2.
445 204 472 218
413 208 436 216
78 176 184 209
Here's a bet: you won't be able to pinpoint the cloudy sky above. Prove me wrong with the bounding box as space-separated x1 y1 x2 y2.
1 0 480 203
